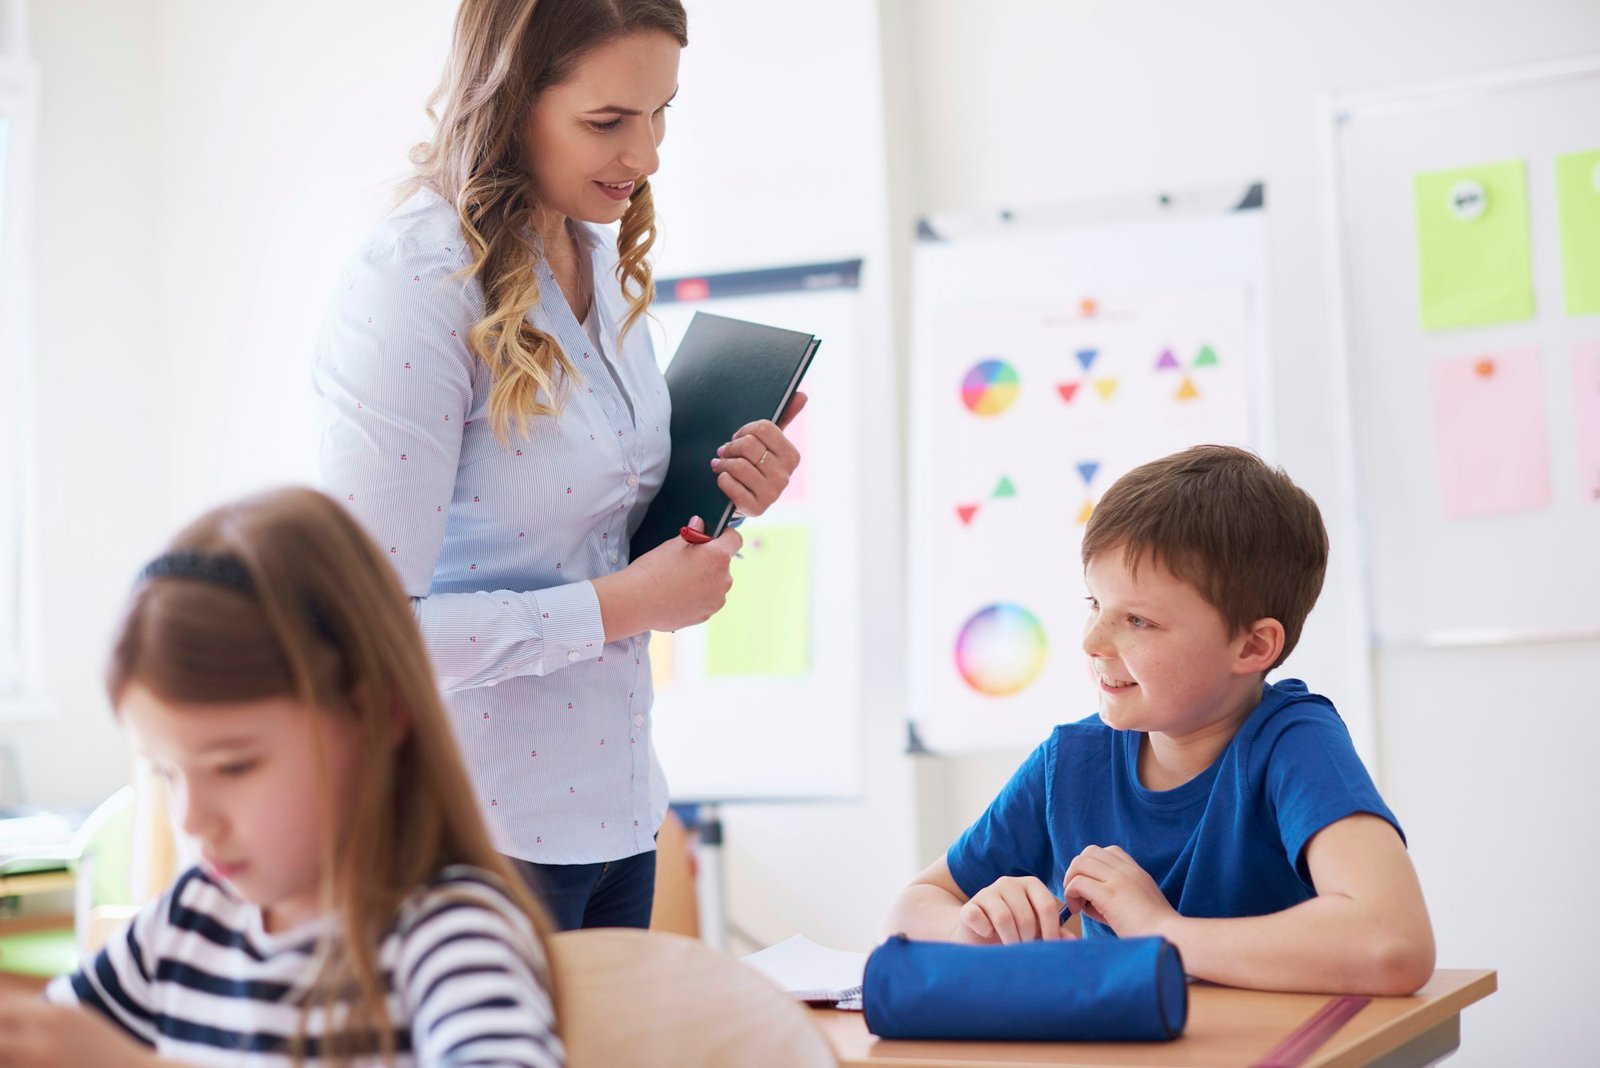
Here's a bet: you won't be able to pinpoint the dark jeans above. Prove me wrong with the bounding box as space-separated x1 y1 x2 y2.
508 849 657 931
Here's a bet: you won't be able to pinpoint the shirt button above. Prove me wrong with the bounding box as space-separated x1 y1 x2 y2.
633 714 645 727
626 474 638 487
567 651 581 663
610 551 619 563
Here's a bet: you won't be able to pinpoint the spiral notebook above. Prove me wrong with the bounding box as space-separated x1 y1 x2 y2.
740 934 866 1011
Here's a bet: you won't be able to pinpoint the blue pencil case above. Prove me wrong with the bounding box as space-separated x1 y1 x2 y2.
862 934 1187 1042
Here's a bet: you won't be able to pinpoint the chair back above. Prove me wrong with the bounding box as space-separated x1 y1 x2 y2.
551 928 838 1068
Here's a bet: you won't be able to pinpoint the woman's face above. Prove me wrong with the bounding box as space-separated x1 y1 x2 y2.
524 30 682 227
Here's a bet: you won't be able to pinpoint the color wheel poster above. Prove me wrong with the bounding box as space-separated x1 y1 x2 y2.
913 286 1255 752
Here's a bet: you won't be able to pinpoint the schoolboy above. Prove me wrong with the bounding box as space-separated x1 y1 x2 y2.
884 445 1434 994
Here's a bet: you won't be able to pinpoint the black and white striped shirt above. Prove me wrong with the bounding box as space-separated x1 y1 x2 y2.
47 865 563 1067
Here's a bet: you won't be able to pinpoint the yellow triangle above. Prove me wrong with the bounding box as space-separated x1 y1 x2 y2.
1076 499 1095 524
1175 376 1199 401
1093 378 1119 401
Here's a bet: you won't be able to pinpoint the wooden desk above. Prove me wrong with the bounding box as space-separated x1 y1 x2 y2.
812 969 1495 1068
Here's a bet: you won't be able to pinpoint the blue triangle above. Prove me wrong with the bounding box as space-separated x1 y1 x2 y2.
1076 461 1100 486
1075 348 1098 372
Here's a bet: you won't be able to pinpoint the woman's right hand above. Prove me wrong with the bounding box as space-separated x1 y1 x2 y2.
593 516 742 641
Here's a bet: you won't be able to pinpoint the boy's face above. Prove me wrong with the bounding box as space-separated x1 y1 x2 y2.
1081 546 1263 737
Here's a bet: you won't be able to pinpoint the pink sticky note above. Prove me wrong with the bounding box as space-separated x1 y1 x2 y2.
783 400 812 504
1574 342 1600 504
1429 347 1552 518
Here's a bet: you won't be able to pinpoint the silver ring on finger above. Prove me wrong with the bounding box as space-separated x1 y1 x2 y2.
757 449 769 467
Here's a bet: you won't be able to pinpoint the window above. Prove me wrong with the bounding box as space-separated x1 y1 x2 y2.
0 2 39 707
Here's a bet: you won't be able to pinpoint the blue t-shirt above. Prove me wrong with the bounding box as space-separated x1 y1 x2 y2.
946 679 1402 938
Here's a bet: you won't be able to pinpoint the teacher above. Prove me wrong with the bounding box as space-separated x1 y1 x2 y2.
314 0 803 930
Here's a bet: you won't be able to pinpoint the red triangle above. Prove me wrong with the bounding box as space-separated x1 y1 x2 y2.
1057 382 1080 403
956 504 980 525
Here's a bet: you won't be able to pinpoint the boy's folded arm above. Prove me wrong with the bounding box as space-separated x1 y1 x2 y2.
884 858 971 941
1158 814 1436 995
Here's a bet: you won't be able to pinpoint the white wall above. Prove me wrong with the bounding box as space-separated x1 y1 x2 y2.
150 0 456 521
1 0 165 808
889 2 1600 1063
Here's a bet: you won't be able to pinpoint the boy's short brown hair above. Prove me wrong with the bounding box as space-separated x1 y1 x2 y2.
1081 445 1328 669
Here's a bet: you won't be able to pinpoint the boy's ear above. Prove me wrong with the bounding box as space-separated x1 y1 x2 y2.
1234 617 1285 676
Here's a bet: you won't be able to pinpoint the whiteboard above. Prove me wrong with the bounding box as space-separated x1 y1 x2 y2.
643 264 864 801
1327 58 1600 644
1323 59 1600 1068
907 190 1271 753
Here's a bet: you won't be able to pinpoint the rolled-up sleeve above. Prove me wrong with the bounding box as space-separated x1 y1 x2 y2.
315 234 606 692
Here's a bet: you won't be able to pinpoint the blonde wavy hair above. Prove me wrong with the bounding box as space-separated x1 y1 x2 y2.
108 488 559 1066
409 0 688 442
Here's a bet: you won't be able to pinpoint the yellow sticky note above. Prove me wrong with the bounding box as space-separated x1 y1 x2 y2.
649 631 675 689
705 525 812 677
1413 160 1535 331
1555 149 1600 317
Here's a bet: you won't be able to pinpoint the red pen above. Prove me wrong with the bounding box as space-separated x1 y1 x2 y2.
679 525 713 544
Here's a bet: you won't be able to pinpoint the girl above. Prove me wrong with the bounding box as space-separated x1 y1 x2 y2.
314 0 805 930
0 487 563 1066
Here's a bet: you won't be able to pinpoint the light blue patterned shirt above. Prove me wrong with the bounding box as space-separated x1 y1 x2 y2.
314 189 672 865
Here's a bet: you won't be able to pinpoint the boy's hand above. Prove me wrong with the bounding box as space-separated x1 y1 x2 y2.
0 997 159 1067
956 875 1076 944
1062 845 1176 938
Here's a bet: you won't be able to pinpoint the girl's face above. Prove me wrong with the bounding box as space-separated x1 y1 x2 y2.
523 29 681 227
121 683 359 933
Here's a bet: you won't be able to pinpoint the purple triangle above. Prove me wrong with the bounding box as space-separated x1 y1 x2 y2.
1156 348 1180 371
1075 348 1098 372
1076 460 1100 486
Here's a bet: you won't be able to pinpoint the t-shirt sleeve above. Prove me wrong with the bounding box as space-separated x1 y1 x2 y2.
397 882 564 1068
1259 707 1405 884
945 734 1057 899
44 889 166 1047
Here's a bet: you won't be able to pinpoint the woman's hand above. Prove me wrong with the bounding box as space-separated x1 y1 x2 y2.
0 997 162 1068
708 391 807 518
594 516 742 640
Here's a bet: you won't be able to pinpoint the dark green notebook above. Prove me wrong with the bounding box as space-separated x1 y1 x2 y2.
630 311 821 557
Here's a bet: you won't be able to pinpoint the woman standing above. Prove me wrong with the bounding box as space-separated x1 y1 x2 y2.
314 0 803 930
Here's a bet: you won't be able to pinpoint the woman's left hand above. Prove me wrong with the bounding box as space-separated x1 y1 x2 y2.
708 391 808 518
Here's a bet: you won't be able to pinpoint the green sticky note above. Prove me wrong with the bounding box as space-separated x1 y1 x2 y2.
1413 160 1535 331
705 525 811 677
1555 149 1600 317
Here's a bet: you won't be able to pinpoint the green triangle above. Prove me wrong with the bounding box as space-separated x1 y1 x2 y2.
1193 344 1219 368
992 476 1017 498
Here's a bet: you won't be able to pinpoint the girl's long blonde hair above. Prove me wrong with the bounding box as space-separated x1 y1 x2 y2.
107 487 557 1066
410 0 688 442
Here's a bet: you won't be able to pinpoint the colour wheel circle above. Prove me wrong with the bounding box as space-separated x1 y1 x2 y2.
961 359 1020 416
955 604 1047 696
